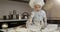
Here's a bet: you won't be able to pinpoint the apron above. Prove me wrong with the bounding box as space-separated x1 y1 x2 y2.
27 11 44 32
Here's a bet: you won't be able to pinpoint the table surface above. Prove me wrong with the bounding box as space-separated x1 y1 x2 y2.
0 24 59 32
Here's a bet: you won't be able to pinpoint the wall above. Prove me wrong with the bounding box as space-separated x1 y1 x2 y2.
0 0 32 19
44 0 60 20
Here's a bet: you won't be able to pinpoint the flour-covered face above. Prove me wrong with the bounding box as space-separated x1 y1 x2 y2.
34 4 41 11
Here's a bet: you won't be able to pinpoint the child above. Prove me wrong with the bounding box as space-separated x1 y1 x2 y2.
26 0 47 32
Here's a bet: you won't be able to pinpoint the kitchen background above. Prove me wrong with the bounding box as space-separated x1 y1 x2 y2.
0 0 32 19
0 0 60 20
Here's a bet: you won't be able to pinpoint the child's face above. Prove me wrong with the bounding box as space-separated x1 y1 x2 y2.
34 5 41 11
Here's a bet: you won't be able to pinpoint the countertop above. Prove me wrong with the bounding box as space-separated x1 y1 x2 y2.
0 19 27 22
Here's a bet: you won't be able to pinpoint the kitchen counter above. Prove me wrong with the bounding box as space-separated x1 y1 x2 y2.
0 19 27 22
0 19 27 29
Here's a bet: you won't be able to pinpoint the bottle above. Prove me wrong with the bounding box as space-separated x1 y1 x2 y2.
13 10 16 15
16 14 19 19
19 14 21 20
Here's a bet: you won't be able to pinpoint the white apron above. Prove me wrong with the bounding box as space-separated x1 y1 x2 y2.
26 10 46 32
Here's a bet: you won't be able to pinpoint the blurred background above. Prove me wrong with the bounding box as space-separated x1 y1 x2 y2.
0 0 60 20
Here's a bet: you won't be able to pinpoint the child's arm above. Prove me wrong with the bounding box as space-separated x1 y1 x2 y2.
28 17 33 24
27 12 34 24
44 16 47 26
43 11 47 27
29 12 34 24
26 12 34 28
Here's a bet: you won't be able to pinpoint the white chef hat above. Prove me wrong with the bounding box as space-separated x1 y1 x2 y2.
29 0 45 8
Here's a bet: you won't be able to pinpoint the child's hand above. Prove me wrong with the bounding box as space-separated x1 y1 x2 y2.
26 20 32 25
28 18 33 24
29 21 32 25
